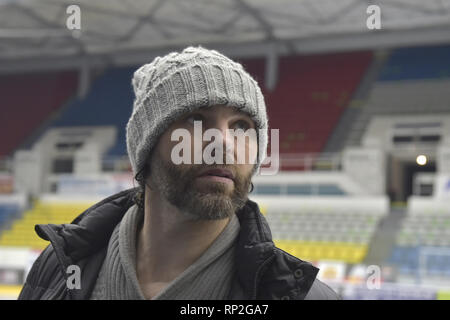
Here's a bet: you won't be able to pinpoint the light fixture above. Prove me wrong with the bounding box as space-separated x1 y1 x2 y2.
416 155 427 166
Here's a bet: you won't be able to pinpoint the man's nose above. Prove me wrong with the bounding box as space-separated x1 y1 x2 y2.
204 119 235 162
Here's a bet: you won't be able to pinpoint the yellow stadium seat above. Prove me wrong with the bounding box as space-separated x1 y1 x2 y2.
0 200 95 249
273 239 368 264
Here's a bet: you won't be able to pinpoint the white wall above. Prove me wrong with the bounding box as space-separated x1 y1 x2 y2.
0 193 26 208
408 195 450 215
249 195 390 216
362 114 450 179
13 126 117 195
362 114 450 153
46 172 134 197
433 174 450 198
437 147 450 174
13 150 44 196
342 147 386 195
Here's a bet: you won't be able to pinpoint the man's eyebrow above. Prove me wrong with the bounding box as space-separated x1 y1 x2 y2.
230 109 253 119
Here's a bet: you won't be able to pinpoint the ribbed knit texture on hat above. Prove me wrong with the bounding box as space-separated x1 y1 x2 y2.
126 46 268 180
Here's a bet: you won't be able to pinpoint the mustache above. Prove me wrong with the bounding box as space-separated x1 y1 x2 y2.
195 165 236 178
188 164 251 186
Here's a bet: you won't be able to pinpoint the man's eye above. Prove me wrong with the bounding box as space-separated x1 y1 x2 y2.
233 120 250 131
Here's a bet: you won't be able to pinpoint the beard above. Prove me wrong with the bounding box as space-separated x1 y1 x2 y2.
146 152 253 221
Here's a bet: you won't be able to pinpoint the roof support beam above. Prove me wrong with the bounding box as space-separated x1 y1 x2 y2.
265 42 279 92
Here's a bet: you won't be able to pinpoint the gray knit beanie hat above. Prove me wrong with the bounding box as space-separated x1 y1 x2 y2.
126 46 268 182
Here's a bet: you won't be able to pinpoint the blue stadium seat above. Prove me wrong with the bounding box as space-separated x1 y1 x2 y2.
378 45 450 81
25 67 137 156
0 204 20 230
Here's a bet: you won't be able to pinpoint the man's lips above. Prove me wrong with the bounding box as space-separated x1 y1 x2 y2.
197 168 235 182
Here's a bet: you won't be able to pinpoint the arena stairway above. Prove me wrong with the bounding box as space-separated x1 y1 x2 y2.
363 205 407 265
323 50 390 151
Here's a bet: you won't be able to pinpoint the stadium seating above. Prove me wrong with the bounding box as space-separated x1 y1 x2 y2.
389 200 450 279
363 79 450 115
241 52 372 170
0 199 96 250
0 194 26 232
360 44 450 116
19 52 372 163
389 245 450 278
261 198 386 264
0 204 21 231
5 53 373 168
378 45 450 81
23 67 136 156
275 240 368 264
0 71 78 157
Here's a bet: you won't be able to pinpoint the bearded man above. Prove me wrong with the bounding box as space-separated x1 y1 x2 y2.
19 46 339 300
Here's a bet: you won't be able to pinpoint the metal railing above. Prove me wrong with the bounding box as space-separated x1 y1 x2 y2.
261 152 342 171
1 152 343 176
100 152 344 173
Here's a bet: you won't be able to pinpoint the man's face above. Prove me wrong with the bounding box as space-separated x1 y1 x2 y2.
145 104 258 220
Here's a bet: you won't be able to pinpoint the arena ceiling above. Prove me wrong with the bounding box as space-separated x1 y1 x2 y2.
1 0 450 73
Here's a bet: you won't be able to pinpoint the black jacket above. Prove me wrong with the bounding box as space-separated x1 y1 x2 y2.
18 188 340 300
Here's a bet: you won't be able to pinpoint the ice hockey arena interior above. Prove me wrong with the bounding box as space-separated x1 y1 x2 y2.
1 0 450 300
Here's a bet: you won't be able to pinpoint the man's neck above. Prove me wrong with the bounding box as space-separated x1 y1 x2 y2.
135 189 230 289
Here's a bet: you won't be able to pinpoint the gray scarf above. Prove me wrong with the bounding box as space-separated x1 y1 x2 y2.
90 204 240 300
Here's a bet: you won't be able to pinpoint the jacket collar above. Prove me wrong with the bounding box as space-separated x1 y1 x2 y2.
35 188 318 299
234 199 319 299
